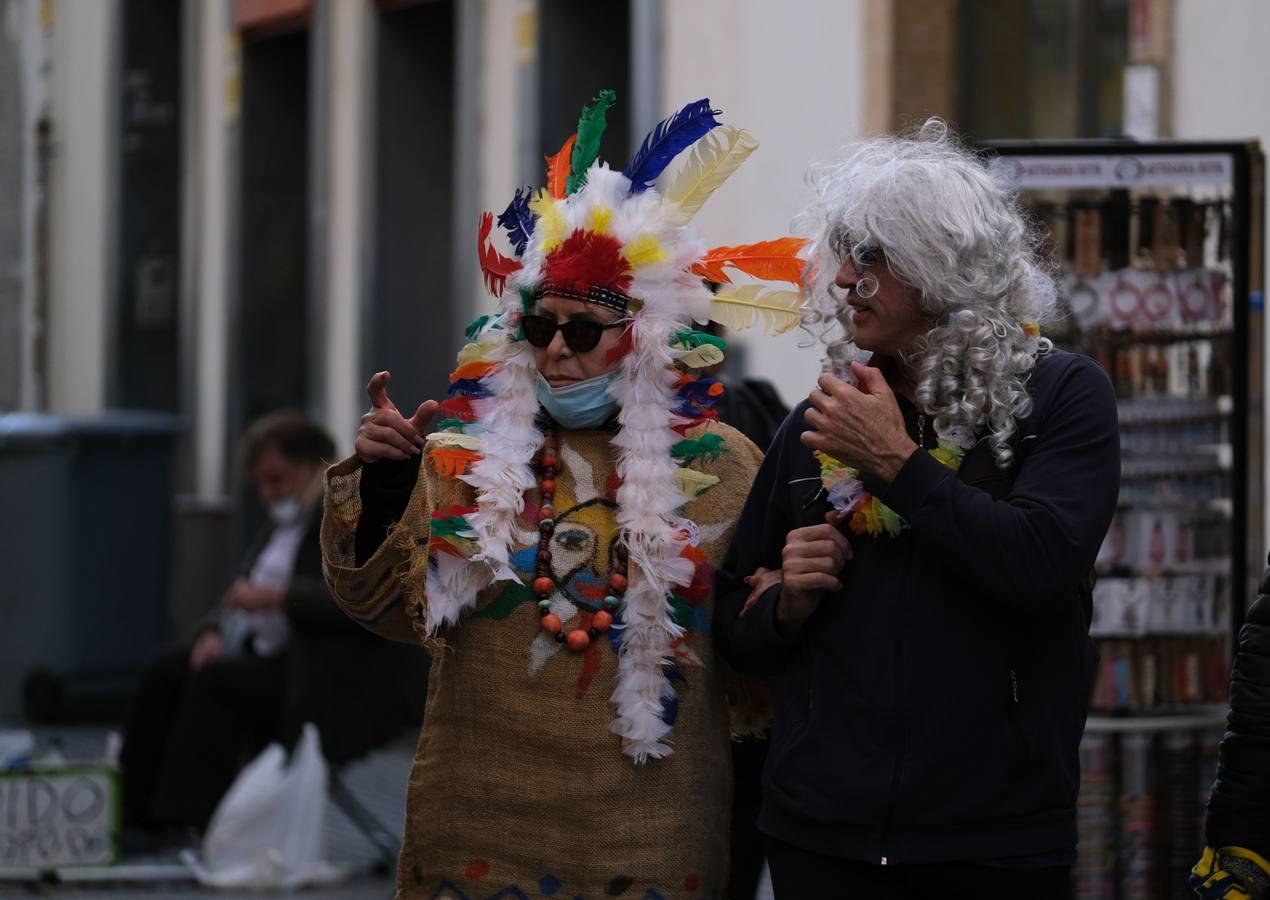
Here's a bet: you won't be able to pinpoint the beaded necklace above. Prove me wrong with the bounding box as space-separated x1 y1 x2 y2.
532 427 628 652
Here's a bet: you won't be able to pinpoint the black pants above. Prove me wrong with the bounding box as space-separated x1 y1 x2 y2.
728 736 769 900
120 644 287 831
767 838 1071 900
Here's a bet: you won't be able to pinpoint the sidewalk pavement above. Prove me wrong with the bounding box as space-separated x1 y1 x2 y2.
3 725 774 899
1 724 408 898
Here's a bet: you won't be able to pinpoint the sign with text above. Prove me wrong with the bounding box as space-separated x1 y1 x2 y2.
990 153 1233 190
0 767 119 871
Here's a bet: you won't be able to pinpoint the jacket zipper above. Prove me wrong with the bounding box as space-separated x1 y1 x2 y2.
878 562 907 866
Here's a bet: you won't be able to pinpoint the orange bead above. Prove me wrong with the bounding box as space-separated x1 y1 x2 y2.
565 629 590 652
540 478 556 494
708 382 725 396
592 610 612 632
608 573 628 593
541 614 562 635
533 576 555 595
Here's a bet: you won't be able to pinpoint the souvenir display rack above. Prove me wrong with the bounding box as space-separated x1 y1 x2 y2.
986 140 1265 900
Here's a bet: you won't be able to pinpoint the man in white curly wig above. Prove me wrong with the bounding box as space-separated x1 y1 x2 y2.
715 120 1121 897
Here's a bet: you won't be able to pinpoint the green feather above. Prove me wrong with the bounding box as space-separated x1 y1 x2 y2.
471 582 535 620
672 329 728 351
465 315 490 340
566 89 617 195
671 433 728 463
668 594 697 630
430 516 475 539
434 418 467 432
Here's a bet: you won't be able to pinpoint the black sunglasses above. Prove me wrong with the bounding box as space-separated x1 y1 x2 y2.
521 314 626 352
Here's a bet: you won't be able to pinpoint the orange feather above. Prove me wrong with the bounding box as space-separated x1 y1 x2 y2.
546 134 578 200
450 361 497 382
691 237 808 285
429 447 483 478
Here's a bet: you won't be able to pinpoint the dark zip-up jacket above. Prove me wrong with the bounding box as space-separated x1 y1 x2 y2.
1204 557 1270 856
714 348 1120 865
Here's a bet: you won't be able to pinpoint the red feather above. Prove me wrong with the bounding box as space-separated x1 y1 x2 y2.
477 212 522 297
542 230 633 294
439 397 477 422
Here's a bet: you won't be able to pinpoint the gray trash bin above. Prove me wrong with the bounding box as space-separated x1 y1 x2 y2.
0 411 183 722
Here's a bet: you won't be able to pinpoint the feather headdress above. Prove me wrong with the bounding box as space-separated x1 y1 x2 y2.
443 92 804 763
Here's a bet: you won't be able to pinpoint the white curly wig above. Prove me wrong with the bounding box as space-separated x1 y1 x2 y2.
798 118 1057 469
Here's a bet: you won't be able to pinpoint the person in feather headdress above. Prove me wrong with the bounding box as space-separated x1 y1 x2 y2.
320 91 801 899
714 119 1121 897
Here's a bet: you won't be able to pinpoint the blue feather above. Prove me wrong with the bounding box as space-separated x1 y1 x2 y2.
448 379 493 398
673 378 724 416
660 670 687 726
496 187 536 256
622 99 722 194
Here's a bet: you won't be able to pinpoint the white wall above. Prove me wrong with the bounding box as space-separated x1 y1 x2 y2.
1172 0 1270 549
1173 0 1270 255
662 0 869 406
46 0 117 414
475 0 523 325
6 0 50 411
324 0 371 454
192 0 233 499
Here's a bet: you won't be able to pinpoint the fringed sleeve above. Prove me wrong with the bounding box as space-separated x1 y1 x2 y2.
320 454 433 645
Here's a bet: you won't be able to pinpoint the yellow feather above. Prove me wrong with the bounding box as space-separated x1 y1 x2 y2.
623 234 667 269
709 285 803 335
664 127 759 223
675 467 720 500
455 338 500 366
426 432 482 451
676 344 726 369
529 190 567 252
587 205 613 234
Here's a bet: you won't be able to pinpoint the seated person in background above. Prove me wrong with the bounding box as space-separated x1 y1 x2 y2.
121 411 426 833
1192 553 1270 899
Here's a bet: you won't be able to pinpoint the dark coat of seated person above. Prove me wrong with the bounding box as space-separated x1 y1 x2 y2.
120 412 428 833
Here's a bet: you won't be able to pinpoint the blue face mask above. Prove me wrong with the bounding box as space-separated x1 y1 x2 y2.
536 370 621 428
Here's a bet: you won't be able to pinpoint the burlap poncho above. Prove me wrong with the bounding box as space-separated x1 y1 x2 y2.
321 419 763 900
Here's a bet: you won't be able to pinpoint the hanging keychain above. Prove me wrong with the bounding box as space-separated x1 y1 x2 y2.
1110 202 1145 328
1142 197 1175 326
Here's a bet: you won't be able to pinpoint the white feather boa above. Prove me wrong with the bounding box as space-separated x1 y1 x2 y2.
608 307 697 762
423 309 542 633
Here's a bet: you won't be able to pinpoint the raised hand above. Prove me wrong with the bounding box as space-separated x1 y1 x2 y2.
354 371 439 464
801 361 916 485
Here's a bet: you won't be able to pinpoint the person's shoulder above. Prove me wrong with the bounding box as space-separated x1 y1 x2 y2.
687 418 759 457
1031 346 1114 398
683 418 765 480
1032 345 1100 378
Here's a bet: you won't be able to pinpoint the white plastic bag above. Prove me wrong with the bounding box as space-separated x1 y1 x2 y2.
184 723 343 889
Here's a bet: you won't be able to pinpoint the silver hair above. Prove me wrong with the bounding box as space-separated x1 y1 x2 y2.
797 118 1058 469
